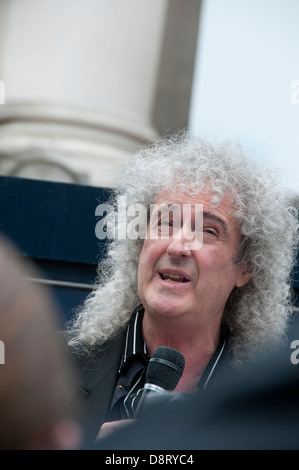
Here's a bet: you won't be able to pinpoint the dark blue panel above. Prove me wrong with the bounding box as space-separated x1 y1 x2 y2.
50 284 92 325
0 175 111 264
0 175 111 322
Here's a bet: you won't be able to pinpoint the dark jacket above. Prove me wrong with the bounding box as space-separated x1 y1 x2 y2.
69 330 126 446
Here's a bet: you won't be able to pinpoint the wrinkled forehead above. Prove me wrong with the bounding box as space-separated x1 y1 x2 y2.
154 185 237 215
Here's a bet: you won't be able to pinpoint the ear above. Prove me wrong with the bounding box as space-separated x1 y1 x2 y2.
235 261 254 288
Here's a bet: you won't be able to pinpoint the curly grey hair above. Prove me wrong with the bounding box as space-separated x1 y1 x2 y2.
67 132 299 363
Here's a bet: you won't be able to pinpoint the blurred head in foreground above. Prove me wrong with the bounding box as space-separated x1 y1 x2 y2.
0 235 81 449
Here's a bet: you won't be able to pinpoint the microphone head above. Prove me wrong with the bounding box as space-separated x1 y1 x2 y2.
145 346 185 391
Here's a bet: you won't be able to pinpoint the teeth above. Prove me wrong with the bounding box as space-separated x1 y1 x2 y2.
165 273 184 279
161 273 187 282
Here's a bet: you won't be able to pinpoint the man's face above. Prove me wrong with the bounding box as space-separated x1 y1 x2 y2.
137 189 251 329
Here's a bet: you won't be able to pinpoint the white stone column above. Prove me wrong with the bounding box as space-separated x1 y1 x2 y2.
0 0 201 187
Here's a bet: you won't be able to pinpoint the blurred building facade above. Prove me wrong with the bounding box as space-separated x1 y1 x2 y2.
0 0 201 187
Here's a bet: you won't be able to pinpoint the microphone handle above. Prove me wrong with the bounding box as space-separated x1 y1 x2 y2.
134 383 166 419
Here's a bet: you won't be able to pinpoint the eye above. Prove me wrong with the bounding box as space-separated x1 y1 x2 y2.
203 228 218 236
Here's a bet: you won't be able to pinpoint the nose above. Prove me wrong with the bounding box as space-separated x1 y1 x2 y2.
166 232 192 258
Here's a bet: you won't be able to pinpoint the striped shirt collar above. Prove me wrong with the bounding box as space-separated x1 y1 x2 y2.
119 305 148 373
119 305 229 389
199 334 228 389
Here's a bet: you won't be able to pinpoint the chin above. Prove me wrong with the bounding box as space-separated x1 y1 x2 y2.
145 298 186 320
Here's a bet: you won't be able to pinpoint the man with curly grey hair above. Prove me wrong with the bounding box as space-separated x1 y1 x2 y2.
67 132 298 444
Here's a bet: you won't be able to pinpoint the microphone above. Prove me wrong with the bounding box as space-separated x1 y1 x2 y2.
134 346 185 418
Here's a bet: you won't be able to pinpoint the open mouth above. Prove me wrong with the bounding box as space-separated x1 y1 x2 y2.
159 273 190 283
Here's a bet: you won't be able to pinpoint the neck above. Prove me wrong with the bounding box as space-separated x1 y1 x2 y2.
142 312 222 393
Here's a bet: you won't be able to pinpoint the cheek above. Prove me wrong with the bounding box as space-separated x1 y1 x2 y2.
137 243 155 301
194 247 237 278
139 239 166 265
138 239 167 283
138 241 151 272
138 241 155 283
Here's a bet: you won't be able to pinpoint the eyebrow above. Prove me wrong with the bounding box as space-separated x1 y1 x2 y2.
203 211 229 236
149 204 230 236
